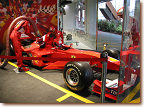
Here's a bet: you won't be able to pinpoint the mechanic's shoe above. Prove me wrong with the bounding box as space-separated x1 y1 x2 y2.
19 66 29 72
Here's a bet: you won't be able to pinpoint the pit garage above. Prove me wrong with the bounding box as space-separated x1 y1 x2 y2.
0 0 141 104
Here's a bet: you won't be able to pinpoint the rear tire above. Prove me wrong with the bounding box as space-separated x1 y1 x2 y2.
0 50 8 68
103 48 120 60
63 62 94 92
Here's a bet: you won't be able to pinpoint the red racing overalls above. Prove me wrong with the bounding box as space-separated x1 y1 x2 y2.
10 20 35 72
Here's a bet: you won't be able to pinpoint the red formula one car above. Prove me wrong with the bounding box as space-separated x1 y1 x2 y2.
0 16 120 92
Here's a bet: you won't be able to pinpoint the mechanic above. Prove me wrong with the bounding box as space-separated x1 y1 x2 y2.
10 20 41 72
43 26 63 47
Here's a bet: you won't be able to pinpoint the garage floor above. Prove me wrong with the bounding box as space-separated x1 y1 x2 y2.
0 61 117 104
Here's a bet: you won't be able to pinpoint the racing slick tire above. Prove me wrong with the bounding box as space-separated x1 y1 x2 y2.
63 62 94 92
103 48 120 60
9 40 15 56
0 50 8 68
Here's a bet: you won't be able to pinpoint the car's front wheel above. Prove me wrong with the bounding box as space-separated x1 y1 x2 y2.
63 62 94 92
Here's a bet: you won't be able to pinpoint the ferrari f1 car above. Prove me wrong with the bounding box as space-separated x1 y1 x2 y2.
0 16 120 93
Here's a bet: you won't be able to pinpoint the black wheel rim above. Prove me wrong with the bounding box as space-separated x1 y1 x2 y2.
66 68 79 86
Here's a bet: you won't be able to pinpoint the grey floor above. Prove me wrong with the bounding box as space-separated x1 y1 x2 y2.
0 62 116 104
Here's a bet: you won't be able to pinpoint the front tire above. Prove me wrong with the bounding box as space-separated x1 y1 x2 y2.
63 62 94 92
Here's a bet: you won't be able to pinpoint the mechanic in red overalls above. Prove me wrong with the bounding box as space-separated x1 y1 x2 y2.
10 20 37 72
43 26 64 47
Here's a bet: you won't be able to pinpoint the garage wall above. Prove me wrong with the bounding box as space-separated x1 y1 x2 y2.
63 2 76 31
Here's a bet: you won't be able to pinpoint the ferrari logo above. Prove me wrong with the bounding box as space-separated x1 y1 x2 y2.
71 55 76 58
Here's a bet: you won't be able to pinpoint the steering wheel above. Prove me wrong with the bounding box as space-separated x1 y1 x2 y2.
0 16 41 68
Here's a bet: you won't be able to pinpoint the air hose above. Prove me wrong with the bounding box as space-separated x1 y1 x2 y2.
3 16 41 68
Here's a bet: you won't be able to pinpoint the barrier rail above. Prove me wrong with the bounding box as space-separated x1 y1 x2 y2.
0 55 107 62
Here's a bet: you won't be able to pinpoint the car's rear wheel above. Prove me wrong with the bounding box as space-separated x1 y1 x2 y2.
63 62 94 92
0 50 8 68
103 48 120 60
